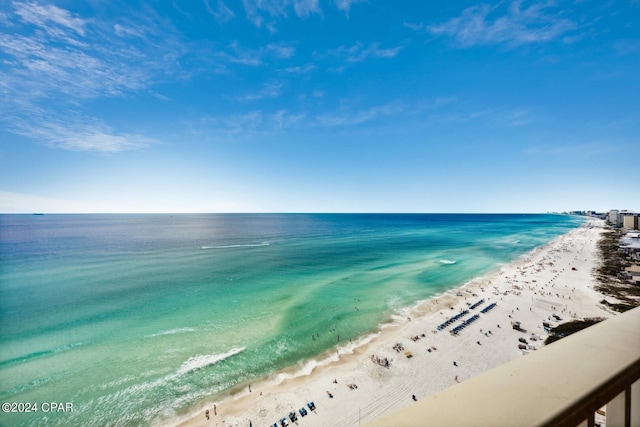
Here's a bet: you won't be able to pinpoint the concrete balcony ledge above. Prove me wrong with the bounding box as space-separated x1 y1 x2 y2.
366 307 640 427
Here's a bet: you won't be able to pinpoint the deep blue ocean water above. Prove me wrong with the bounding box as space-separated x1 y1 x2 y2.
0 213 584 426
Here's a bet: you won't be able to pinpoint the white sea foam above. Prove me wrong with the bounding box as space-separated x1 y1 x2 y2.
146 327 195 338
439 259 456 265
272 332 380 385
201 243 270 249
177 347 246 375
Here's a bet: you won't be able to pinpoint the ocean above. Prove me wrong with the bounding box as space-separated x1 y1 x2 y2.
0 213 584 426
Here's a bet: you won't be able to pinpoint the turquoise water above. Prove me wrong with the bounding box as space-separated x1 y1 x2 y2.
0 214 583 426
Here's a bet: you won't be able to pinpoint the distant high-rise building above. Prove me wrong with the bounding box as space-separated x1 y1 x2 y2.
623 214 639 230
609 210 620 226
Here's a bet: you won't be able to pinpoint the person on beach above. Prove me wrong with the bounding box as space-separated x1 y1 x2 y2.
205 409 209 420
412 394 417 401
213 405 216 416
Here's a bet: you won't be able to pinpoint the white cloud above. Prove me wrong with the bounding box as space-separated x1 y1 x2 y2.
403 22 424 31
267 42 296 58
9 114 159 153
283 63 316 74
426 0 577 47
0 1 186 152
204 0 236 23
14 1 90 36
113 23 144 38
328 42 403 62
189 101 408 137
523 142 624 157
221 41 295 65
239 0 365 27
239 83 284 101
315 102 405 127
614 39 640 56
195 109 305 137
334 0 365 14
241 0 321 29
425 106 533 127
293 0 320 18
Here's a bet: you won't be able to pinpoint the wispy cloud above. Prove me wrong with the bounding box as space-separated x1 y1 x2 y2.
334 0 365 14
0 1 185 152
267 42 296 59
403 22 424 32
328 42 403 62
221 41 296 65
188 101 407 138
242 0 321 30
292 0 321 18
523 142 622 157
614 39 640 56
283 63 316 74
14 1 90 36
424 0 577 47
8 113 158 153
239 0 364 29
204 0 236 24
195 109 306 137
315 102 406 127
239 83 284 101
425 106 534 127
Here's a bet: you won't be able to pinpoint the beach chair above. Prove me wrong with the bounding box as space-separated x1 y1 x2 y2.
299 407 307 417
404 351 413 358
307 401 316 411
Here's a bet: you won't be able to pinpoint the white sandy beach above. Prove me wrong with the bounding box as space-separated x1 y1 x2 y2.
170 218 610 427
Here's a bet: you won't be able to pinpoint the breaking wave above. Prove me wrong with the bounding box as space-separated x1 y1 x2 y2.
177 347 246 375
201 243 270 249
439 259 456 265
146 327 195 338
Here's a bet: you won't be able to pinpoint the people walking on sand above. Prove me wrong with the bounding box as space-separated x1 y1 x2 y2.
205 409 209 420
213 404 216 416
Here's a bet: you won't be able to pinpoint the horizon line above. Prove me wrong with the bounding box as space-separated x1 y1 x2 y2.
0 211 578 215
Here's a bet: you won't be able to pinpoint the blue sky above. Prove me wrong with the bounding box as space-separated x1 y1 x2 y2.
1 0 638 213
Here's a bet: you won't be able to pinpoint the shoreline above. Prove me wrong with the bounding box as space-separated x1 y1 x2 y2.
167 218 609 427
